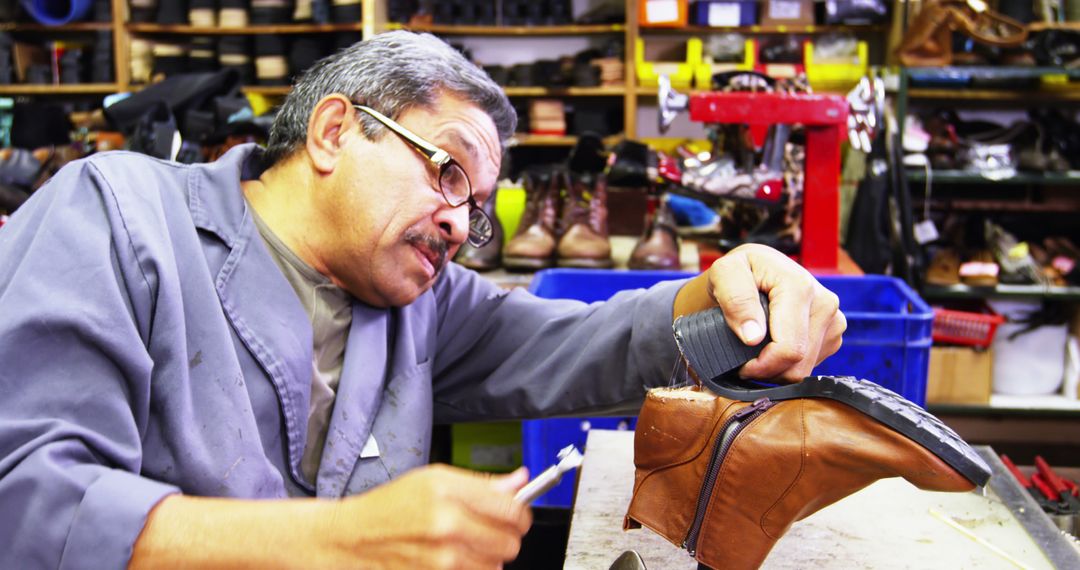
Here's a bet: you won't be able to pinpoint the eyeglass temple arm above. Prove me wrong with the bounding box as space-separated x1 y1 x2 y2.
354 105 452 164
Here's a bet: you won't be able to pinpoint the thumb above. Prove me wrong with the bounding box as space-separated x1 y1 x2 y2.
490 467 530 494
711 257 768 346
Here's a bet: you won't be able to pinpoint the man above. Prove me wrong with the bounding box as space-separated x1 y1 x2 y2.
0 32 844 569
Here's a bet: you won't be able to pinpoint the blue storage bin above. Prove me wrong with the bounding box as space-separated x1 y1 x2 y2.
523 269 932 506
520 417 635 508
693 0 757 26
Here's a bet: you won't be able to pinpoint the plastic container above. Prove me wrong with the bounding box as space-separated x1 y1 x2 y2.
520 417 635 507
804 40 868 93
636 37 702 89
639 0 689 27
695 38 756 90
23 0 94 25
693 1 757 26
523 269 934 505
932 307 1005 348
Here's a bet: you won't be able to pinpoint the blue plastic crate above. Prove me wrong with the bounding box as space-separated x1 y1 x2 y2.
522 269 933 506
693 1 758 26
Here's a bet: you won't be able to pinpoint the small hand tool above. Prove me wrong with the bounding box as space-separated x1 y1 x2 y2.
514 445 583 505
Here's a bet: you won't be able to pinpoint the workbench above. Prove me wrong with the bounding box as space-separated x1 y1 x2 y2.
564 430 1080 569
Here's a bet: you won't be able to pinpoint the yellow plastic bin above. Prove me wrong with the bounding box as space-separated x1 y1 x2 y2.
695 38 756 90
804 40 868 93
636 36 702 89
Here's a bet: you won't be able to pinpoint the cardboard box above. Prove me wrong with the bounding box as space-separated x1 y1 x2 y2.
760 0 814 26
926 346 993 405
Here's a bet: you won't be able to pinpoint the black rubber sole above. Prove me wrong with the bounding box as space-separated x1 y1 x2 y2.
673 304 992 487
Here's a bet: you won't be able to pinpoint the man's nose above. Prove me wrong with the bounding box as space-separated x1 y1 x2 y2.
432 201 470 245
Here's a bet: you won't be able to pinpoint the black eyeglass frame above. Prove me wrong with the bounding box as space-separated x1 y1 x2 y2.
353 104 493 248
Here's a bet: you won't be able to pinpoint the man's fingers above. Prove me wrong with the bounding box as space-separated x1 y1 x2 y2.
708 251 768 346
490 467 529 495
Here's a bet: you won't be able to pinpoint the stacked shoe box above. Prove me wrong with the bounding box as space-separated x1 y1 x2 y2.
528 99 565 136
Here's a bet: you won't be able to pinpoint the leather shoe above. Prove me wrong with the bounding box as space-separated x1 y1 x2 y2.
629 194 680 270
503 169 559 271
454 187 504 272
556 170 613 268
625 384 979 569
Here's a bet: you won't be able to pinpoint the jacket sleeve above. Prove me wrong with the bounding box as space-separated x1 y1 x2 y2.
430 264 686 422
0 160 179 570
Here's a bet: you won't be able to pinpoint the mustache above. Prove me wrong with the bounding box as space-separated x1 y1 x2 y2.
404 229 449 275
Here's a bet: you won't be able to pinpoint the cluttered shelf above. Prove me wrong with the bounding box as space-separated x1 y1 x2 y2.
923 284 1080 301
1 22 113 32
384 23 624 36
906 170 1080 185
0 84 120 95
906 88 1080 102
929 394 1080 417
126 23 365 35
638 24 886 34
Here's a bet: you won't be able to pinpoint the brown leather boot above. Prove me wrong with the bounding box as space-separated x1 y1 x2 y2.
454 187 503 272
625 385 978 569
898 1 1027 66
556 171 613 268
629 194 681 270
503 170 559 271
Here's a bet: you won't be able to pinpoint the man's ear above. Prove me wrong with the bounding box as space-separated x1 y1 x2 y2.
305 94 355 175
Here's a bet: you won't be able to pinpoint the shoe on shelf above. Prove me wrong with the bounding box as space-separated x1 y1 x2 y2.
503 168 559 271
453 187 503 272
555 170 613 269
958 250 999 288
925 248 961 287
629 194 681 271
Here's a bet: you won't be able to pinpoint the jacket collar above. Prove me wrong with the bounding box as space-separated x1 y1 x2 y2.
187 143 267 248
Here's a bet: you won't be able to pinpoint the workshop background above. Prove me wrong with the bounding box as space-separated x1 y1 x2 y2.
1 0 1079 567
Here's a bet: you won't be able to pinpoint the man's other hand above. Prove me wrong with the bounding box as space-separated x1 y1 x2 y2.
336 464 532 569
675 243 846 383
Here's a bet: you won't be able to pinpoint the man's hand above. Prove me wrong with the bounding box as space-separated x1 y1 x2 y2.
334 464 532 569
131 464 532 569
674 243 846 383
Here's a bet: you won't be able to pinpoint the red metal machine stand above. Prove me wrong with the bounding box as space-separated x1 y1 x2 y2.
688 91 848 273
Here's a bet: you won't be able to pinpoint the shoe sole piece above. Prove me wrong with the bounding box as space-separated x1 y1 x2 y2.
502 256 554 271
673 303 992 487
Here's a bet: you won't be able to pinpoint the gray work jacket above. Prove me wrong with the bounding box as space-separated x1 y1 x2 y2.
0 144 683 569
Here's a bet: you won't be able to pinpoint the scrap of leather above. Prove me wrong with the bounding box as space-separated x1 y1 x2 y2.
624 386 974 569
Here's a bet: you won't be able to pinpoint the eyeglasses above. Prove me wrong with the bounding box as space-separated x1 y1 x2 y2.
353 104 493 248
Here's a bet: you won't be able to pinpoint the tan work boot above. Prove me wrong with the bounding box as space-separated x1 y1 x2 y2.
556 171 613 268
503 169 559 271
625 382 984 569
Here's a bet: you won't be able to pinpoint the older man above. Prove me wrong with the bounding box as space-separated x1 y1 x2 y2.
0 31 843 569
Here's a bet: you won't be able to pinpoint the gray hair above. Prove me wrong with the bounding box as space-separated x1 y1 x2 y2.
264 31 516 165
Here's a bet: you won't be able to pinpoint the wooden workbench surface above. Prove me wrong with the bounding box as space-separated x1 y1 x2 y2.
565 430 1071 569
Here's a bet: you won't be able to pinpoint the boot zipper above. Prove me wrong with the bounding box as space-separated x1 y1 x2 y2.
683 397 776 556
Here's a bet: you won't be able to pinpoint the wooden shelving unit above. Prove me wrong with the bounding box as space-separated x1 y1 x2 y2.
638 24 887 35
386 23 625 36
0 84 121 95
127 23 366 35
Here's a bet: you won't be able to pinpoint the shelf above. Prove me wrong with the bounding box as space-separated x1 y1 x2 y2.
127 23 365 35
0 84 119 95
511 134 580 147
907 170 1080 185
929 394 1080 417
502 86 625 96
386 23 624 36
1028 22 1080 32
905 66 1080 80
0 22 113 32
923 283 1080 301
927 199 1080 214
907 88 1080 102
639 24 886 34
243 85 291 96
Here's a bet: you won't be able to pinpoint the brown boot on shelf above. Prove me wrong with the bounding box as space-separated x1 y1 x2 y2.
625 384 981 570
556 170 613 269
925 248 961 286
454 187 503 272
629 193 681 271
503 170 559 271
